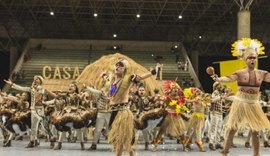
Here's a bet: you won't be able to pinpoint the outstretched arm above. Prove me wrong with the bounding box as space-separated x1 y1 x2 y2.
133 68 156 82
212 73 238 83
4 79 31 92
45 89 58 98
85 86 102 96
42 99 56 106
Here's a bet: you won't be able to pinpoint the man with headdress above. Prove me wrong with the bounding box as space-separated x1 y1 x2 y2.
108 58 156 156
211 38 270 156
4 75 51 148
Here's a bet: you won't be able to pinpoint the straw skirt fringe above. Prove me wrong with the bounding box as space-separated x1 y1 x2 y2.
226 91 270 131
166 114 186 137
108 109 134 153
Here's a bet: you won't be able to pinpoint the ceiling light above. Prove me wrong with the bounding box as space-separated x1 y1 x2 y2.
199 35 202 39
50 11 54 16
113 46 117 49
178 15 182 19
174 45 178 49
136 14 140 18
113 34 117 38
93 13 98 17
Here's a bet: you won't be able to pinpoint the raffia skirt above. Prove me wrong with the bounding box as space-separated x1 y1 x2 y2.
108 109 134 153
226 91 270 131
188 113 205 130
166 113 186 137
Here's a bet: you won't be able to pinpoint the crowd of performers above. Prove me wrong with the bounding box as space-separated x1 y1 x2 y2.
1 38 270 156
1 72 270 155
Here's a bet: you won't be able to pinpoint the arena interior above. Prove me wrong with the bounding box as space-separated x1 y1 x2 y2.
1 0 270 156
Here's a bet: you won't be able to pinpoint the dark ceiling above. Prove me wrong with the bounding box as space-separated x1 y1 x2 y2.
0 0 270 55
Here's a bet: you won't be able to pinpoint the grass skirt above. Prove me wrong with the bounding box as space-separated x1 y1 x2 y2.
188 114 205 130
226 91 270 131
166 114 186 137
108 109 134 153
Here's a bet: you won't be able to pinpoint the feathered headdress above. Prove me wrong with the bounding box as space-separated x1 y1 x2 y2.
183 87 200 100
164 80 187 113
231 38 265 59
164 80 182 94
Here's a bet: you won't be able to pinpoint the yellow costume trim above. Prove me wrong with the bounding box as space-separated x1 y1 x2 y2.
168 100 188 113
183 88 195 100
192 112 205 119
169 100 177 106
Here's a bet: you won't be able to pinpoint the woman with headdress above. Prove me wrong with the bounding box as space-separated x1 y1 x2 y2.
183 87 209 152
152 80 188 151
132 82 165 151
108 58 156 156
53 81 87 150
211 38 270 156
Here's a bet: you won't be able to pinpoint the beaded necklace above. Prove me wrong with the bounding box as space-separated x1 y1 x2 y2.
108 79 121 97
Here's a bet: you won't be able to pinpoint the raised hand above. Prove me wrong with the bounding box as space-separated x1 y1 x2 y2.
4 79 13 86
206 67 219 82
211 74 220 82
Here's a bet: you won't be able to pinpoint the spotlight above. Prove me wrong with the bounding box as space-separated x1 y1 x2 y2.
178 15 182 19
151 54 154 57
199 35 202 39
50 11 54 16
113 34 117 38
93 13 98 17
136 14 140 18
113 46 117 49
174 45 178 49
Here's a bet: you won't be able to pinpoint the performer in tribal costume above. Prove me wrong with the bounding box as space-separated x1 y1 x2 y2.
152 80 188 151
108 58 156 156
84 73 111 150
184 88 209 152
211 38 270 156
5 75 50 148
0 92 30 147
42 90 66 148
53 82 91 150
132 83 167 151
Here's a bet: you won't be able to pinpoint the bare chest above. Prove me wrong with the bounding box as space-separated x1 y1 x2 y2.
237 71 263 87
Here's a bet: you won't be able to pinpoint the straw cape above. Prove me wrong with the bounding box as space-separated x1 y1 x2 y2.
76 52 163 95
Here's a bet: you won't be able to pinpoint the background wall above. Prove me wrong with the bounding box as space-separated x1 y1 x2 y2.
0 52 10 88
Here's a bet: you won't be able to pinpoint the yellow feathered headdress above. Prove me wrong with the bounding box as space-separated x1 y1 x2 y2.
183 87 199 100
231 38 265 59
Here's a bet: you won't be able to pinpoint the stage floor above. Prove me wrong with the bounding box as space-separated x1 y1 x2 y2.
1 137 270 156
